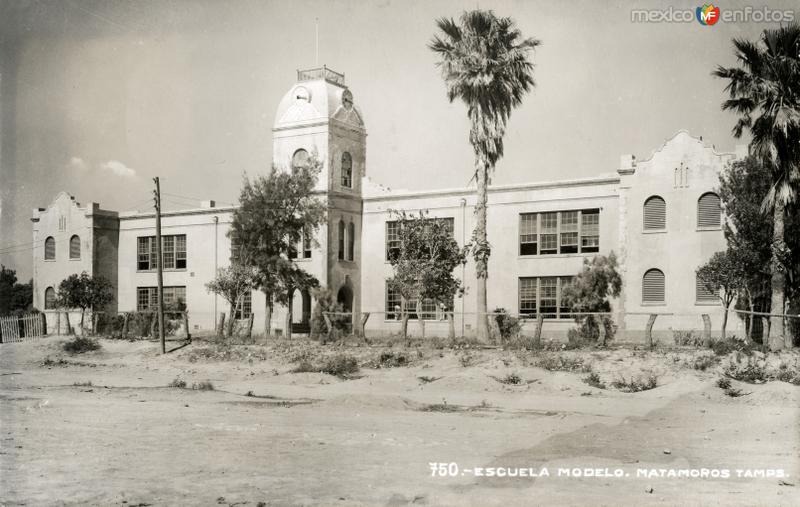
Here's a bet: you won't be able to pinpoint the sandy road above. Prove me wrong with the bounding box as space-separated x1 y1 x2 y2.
1 337 799 506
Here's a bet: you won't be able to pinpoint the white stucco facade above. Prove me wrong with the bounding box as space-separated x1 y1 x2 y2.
31 67 743 342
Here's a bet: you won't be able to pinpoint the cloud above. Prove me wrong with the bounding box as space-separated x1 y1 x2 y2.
68 157 87 171
100 160 136 178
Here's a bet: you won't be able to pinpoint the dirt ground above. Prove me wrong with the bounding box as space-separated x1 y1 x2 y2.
1 336 799 507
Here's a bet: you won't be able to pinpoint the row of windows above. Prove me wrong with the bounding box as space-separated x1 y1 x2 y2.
641 268 719 304
519 209 599 256
43 235 81 261
385 284 452 321
136 286 187 312
643 192 721 231
385 217 454 260
518 276 575 319
291 148 353 189
137 235 187 271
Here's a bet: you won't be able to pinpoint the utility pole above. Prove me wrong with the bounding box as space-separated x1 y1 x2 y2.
153 177 166 354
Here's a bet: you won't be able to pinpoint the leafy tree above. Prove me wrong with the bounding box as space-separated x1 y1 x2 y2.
714 23 800 348
229 154 326 337
56 272 114 332
0 265 16 315
205 263 259 337
719 156 776 341
387 210 469 340
560 254 622 344
696 250 747 341
430 10 540 340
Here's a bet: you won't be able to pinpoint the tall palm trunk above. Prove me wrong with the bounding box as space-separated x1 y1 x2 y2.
770 200 786 350
474 162 489 341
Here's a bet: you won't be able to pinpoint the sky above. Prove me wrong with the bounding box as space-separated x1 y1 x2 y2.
1 0 796 280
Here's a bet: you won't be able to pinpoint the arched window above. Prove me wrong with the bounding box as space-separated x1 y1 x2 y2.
338 219 346 260
341 152 353 188
69 235 81 259
291 149 310 171
643 196 666 230
44 287 56 310
44 236 56 260
697 192 721 228
642 269 665 304
347 222 355 261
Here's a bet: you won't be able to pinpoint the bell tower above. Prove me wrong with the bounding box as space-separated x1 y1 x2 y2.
272 66 366 328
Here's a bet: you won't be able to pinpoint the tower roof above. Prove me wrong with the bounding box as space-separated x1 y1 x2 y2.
273 65 365 131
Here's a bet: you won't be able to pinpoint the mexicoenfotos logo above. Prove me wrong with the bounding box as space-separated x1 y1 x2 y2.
696 4 721 25
631 5 795 23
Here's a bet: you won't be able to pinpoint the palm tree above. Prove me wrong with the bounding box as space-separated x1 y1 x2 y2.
430 10 540 340
714 23 800 350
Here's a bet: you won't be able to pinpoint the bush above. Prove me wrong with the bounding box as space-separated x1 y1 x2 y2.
63 336 101 354
722 354 768 383
310 288 350 340
692 354 718 371
716 377 732 390
673 330 704 347
320 354 360 378
536 353 588 372
292 360 316 373
458 350 476 367
497 373 523 385
611 374 658 392
711 338 755 356
377 351 410 368
191 381 214 391
168 378 187 388
492 308 522 340
583 372 606 389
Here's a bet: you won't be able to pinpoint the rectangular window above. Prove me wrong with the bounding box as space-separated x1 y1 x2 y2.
581 210 600 253
519 214 538 255
519 278 538 316
518 276 574 319
519 209 600 256
137 235 187 270
234 291 252 319
560 211 579 254
539 277 558 317
386 221 400 260
302 230 312 259
386 284 402 320
137 286 186 312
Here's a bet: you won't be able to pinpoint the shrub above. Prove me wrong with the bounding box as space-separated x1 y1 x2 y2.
583 372 606 389
292 360 316 373
536 353 588 372
168 378 187 388
73 381 93 387
377 351 410 368
611 374 658 392
692 354 718 371
63 336 101 354
716 377 732 390
722 354 768 383
492 308 522 340
497 372 523 385
673 330 704 347
192 381 214 391
320 354 360 378
458 351 476 367
711 338 753 356
310 288 349 340
418 375 441 384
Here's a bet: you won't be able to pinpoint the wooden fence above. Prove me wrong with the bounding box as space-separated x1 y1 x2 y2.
0 313 47 343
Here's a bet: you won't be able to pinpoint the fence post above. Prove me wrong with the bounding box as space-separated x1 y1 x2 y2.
56 312 61 336
246 313 254 340
183 312 191 341
64 312 72 335
92 312 98 336
598 316 607 346
645 314 658 348
701 314 712 346
533 314 544 346
360 312 370 341
322 313 333 345
122 313 129 339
